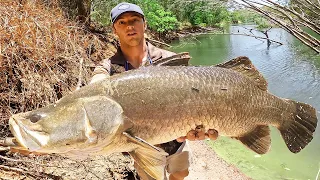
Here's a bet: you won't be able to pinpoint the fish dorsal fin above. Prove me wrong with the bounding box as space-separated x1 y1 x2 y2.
123 132 168 179
234 125 271 154
153 52 191 66
216 56 268 91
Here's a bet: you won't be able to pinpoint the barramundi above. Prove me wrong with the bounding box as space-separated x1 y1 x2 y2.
7 57 318 179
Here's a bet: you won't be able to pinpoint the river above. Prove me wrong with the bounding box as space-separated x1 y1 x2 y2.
169 25 320 180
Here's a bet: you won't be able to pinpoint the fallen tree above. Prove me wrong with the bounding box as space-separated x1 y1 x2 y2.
236 0 320 53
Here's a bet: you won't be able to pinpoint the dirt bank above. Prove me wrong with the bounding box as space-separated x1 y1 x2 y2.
186 141 251 180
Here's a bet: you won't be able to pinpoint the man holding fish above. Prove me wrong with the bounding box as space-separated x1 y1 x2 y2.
5 2 317 180
91 2 218 180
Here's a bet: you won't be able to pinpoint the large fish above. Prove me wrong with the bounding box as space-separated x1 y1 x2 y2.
7 57 318 179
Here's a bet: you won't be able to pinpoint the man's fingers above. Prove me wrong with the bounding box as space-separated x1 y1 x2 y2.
176 136 186 143
186 130 196 141
207 129 218 140
184 127 219 141
195 125 206 140
195 131 206 140
195 125 204 133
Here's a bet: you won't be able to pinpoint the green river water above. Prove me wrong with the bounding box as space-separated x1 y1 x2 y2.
169 25 320 180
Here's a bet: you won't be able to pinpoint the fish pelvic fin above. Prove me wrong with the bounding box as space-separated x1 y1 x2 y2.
279 100 317 153
235 125 271 154
123 132 168 180
216 56 268 91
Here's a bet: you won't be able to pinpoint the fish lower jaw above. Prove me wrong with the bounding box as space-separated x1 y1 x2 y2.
9 117 48 151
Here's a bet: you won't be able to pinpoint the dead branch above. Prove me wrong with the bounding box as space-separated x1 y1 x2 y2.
0 165 30 175
241 26 254 35
293 0 320 17
305 0 320 11
0 155 24 163
264 0 320 32
76 57 84 90
214 33 283 45
238 0 320 53
0 164 63 179
146 38 172 47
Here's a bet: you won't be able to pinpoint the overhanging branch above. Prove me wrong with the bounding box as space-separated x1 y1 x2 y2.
237 0 320 53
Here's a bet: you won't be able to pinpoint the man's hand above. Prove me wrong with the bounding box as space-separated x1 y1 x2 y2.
176 126 218 143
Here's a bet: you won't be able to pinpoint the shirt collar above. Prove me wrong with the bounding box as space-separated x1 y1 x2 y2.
110 41 162 66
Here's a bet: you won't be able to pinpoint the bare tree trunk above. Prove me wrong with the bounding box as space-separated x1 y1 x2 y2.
44 0 91 25
76 0 91 24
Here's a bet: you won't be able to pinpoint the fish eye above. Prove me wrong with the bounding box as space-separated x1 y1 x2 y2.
28 114 42 123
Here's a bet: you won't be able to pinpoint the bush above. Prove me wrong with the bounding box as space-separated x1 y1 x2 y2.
139 0 178 33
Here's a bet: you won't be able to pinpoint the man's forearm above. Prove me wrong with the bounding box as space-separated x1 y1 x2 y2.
90 59 111 84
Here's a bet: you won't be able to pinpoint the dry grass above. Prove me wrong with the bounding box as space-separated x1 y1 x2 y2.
0 1 135 179
0 0 115 136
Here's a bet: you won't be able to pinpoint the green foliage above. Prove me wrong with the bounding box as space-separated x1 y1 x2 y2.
146 10 177 33
91 0 178 33
91 0 230 31
255 18 271 30
230 10 245 24
230 9 272 27
91 0 120 26
134 0 178 33
176 1 230 26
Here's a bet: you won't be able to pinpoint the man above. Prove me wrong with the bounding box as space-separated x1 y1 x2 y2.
91 2 218 180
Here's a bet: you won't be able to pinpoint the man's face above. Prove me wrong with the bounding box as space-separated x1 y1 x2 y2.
113 12 146 47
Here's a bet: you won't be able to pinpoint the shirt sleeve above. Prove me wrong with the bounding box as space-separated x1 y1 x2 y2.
90 59 111 84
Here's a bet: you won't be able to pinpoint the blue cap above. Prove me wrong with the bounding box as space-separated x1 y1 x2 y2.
110 2 144 24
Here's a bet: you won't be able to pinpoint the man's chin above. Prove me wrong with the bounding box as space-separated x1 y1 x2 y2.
125 39 142 47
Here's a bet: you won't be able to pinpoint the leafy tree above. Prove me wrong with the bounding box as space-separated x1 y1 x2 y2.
91 0 178 34
91 0 121 25
159 0 230 27
135 0 178 33
230 10 245 24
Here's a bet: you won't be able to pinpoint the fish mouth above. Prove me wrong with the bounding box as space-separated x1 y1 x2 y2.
9 115 49 151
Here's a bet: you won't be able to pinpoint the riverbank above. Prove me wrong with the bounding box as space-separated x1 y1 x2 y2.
146 26 222 44
186 141 250 180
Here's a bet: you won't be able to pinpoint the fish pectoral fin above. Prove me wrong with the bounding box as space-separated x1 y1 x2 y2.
234 125 271 154
216 56 268 91
123 132 167 155
129 148 167 180
123 132 168 179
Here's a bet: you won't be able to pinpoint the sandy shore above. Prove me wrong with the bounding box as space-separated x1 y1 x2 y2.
185 141 251 180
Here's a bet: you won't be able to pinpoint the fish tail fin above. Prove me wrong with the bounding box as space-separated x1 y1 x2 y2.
279 100 317 153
